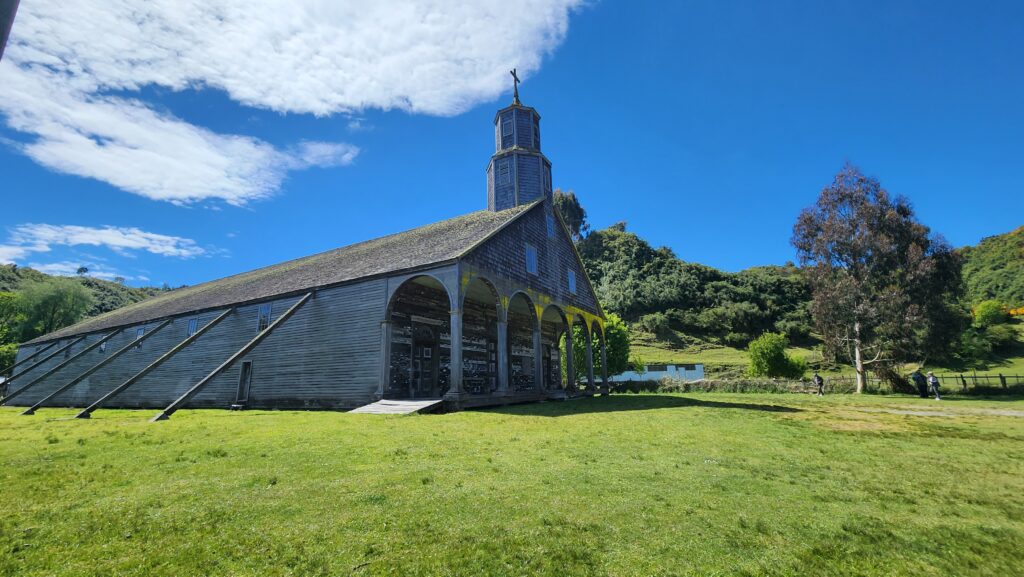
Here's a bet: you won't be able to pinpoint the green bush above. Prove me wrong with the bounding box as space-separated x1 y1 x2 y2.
747 332 807 379
973 300 1008 327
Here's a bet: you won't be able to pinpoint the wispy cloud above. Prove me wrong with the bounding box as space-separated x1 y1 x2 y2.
0 0 581 204
26 261 134 282
0 224 207 264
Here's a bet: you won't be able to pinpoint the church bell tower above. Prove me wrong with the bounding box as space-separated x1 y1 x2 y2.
487 69 553 211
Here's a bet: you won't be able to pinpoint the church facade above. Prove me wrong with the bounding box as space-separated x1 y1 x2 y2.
1 94 608 418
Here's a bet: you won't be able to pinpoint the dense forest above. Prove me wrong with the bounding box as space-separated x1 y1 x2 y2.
960 226 1024 306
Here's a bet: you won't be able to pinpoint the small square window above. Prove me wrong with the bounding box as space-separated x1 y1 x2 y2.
546 214 555 238
187 318 199 337
135 327 145 349
257 304 272 332
568 270 577 294
498 159 511 185
525 244 538 275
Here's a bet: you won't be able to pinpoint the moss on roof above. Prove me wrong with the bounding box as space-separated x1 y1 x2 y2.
27 203 538 344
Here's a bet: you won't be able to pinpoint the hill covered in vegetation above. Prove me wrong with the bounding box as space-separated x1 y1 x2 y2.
960 226 1024 307
0 265 165 319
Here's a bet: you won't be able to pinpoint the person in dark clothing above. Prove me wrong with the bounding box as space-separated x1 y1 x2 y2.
1000 373 1007 389
911 369 928 398
813 372 825 396
927 371 941 400
960 374 968 392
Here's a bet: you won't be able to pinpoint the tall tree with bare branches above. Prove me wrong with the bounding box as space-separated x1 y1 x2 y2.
792 164 963 393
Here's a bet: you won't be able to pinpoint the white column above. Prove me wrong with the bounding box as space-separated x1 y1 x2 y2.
496 320 509 394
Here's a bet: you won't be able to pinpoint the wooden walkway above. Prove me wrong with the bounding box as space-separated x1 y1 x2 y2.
349 399 444 415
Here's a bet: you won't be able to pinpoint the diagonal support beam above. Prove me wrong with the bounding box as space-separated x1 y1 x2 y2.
76 308 234 419
0 341 57 378
7 319 171 408
20 329 126 415
150 293 312 422
3 337 84 388
0 336 87 405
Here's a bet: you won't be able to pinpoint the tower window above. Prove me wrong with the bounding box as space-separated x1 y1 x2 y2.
568 270 577 294
533 116 540 149
546 214 555 238
525 244 538 275
257 304 272 332
187 318 199 337
543 165 551 192
498 159 511 185
502 118 513 138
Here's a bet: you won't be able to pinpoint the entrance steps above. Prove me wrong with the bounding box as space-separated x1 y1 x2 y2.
349 398 444 415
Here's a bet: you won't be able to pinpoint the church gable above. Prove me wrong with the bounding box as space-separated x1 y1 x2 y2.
461 201 601 317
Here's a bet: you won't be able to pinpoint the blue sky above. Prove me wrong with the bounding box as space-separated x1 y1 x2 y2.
1 1 1021 287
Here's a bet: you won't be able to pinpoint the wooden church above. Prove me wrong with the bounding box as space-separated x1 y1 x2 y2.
1 82 607 419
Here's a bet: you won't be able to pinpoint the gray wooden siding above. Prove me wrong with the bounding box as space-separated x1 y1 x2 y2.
463 202 600 315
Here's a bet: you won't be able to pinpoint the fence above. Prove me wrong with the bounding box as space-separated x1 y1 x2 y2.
611 374 1024 395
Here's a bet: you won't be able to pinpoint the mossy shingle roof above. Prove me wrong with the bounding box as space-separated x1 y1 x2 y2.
27 203 538 344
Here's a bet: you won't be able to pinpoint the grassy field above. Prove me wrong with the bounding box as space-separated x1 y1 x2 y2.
2 394 1023 576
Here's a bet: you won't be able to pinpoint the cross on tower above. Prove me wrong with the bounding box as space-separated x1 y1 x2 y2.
510 68 520 105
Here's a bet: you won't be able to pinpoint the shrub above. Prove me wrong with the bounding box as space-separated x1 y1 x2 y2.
747 332 806 379
973 300 1008 328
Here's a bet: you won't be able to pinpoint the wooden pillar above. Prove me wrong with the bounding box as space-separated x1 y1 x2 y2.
533 324 543 397
585 326 596 394
445 309 463 400
496 320 509 394
563 320 575 392
600 334 609 396
378 320 391 398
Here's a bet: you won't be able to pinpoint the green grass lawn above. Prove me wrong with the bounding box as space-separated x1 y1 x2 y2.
2 394 1023 576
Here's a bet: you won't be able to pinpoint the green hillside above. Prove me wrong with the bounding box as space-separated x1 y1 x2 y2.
960 226 1024 306
0 264 165 319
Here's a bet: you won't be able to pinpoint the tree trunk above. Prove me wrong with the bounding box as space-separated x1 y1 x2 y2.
853 321 865 394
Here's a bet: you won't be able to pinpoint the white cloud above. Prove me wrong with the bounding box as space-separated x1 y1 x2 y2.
0 224 207 264
0 0 581 204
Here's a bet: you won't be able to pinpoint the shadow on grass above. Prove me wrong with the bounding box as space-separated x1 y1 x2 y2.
484 394 803 417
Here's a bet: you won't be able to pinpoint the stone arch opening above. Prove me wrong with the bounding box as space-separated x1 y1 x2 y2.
507 292 538 392
541 305 568 392
462 277 500 395
386 275 452 399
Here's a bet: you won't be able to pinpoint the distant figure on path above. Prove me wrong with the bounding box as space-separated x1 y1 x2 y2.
960 374 968 392
813 372 824 396
911 369 928 398
927 371 941 400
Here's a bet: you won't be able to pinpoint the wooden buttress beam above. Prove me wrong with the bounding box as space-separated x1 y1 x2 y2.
150 293 313 422
0 341 57 378
76 308 235 419
3 337 84 389
20 329 127 415
0 336 87 405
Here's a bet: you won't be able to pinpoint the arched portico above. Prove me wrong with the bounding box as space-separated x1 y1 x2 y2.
541 305 569 395
462 277 501 395
383 275 453 399
507 292 539 393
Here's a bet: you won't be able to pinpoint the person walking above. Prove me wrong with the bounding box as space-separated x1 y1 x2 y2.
911 369 928 398
927 371 941 400
813 372 825 396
